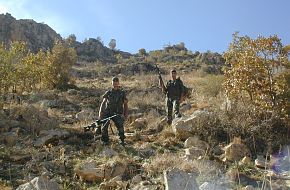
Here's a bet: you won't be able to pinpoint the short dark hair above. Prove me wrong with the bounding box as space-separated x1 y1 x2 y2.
112 77 119 82
171 69 177 73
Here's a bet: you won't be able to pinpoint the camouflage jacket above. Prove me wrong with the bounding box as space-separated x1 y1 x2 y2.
103 88 127 114
165 78 184 100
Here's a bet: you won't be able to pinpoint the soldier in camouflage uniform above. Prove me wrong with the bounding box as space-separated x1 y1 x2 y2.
98 77 128 146
159 69 184 125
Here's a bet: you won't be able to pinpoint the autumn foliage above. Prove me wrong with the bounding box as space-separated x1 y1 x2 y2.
223 33 289 117
0 41 76 98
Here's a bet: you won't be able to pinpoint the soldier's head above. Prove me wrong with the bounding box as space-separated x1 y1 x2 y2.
170 69 177 80
112 76 120 89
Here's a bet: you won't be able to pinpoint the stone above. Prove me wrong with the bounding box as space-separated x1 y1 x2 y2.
130 118 147 130
34 129 70 147
185 147 205 160
199 182 224 190
16 175 60 190
184 136 209 150
99 147 118 158
164 168 199 190
131 174 142 184
224 137 251 162
172 110 209 140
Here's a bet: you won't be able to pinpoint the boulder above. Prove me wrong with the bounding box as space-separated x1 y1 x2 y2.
130 118 148 130
224 137 251 162
164 168 199 190
34 129 70 147
184 136 209 150
16 173 60 190
99 175 127 190
185 147 206 160
75 159 127 182
172 110 209 140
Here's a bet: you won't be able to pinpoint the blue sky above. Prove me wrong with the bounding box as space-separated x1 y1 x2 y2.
0 0 289 54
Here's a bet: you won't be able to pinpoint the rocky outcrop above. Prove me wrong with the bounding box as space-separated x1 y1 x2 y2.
0 13 62 52
71 38 116 62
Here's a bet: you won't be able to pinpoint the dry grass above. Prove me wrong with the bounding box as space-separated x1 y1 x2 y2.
144 152 196 176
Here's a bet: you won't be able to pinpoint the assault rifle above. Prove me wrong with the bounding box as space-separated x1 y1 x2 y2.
83 114 119 133
155 63 165 91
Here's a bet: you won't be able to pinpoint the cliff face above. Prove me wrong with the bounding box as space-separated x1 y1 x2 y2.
0 13 127 62
0 13 62 52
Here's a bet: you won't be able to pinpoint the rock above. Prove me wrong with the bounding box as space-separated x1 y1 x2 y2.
243 185 255 190
172 110 209 140
0 13 62 53
75 160 104 182
127 113 143 123
199 182 224 190
75 108 97 121
67 89 78 95
100 147 118 158
76 159 127 182
16 175 60 190
34 129 70 147
184 136 209 150
99 175 127 190
224 137 251 162
131 174 142 184
212 144 224 156
104 161 127 179
138 143 156 158
9 105 58 131
75 168 105 182
125 132 141 142
185 147 205 160
131 183 161 190
130 118 147 130
226 168 259 187
254 155 272 169
164 168 199 190
239 156 252 165
2 132 18 146
62 115 75 124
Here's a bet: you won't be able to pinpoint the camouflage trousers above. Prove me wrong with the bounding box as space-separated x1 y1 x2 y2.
101 113 125 144
166 98 181 124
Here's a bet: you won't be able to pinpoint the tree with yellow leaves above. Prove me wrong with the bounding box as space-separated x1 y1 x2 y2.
223 33 289 117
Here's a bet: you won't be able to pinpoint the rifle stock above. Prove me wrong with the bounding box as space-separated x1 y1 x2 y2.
83 114 119 132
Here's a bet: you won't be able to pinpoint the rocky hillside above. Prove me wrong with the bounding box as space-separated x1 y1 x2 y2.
0 69 289 189
68 37 131 63
0 13 62 52
0 13 226 69
0 13 126 63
